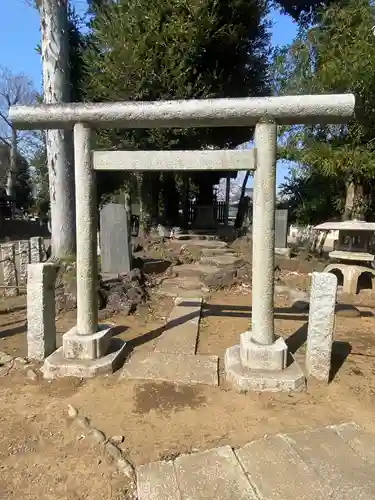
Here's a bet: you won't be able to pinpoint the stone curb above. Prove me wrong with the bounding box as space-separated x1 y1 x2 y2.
67 405 135 481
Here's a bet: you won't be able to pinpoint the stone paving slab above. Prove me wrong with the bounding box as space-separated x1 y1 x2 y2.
120 351 219 386
285 427 375 499
236 435 330 500
137 460 180 500
136 424 375 500
154 299 201 355
178 240 228 248
334 422 375 464
174 446 257 500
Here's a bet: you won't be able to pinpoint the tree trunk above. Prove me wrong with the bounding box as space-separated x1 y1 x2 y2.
138 172 153 237
151 173 160 224
224 175 230 226
39 0 76 258
309 231 320 253
197 179 213 205
235 170 250 229
181 174 190 229
317 230 328 256
6 127 17 200
343 180 365 221
162 173 179 226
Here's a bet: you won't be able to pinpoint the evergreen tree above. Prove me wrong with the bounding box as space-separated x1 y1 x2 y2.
275 0 336 24
274 0 375 221
83 0 271 230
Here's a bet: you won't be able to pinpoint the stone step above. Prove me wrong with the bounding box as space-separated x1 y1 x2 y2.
156 285 208 299
236 435 330 500
154 299 201 355
199 254 243 268
201 248 235 257
174 233 220 241
179 240 228 249
285 426 375 499
136 424 375 500
120 351 219 386
160 277 206 290
173 263 221 279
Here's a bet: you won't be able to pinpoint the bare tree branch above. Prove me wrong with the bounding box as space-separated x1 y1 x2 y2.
0 67 39 195
0 67 38 159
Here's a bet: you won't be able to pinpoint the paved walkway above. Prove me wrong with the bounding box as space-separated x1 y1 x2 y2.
137 422 375 500
121 236 241 386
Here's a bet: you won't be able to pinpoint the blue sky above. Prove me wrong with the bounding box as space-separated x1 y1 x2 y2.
1 1 297 188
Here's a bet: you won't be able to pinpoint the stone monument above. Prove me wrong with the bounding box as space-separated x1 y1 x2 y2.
100 203 132 276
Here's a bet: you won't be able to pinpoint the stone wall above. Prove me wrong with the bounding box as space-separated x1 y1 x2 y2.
0 237 47 296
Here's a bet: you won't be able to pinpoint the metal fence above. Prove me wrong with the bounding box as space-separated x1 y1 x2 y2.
188 201 228 224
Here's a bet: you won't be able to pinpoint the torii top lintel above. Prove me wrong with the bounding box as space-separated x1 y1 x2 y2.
9 94 355 130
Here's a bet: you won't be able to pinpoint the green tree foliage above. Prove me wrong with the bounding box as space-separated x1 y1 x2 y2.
279 165 345 225
274 0 375 222
274 0 336 24
83 0 271 228
68 5 86 102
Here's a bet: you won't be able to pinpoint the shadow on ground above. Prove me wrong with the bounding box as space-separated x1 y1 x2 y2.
202 303 308 322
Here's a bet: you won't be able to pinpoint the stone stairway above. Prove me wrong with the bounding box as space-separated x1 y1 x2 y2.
137 422 375 500
158 236 243 298
120 235 243 386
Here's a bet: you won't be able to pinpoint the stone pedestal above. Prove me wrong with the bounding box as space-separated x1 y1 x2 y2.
41 324 128 379
240 332 287 371
225 344 305 392
225 333 305 392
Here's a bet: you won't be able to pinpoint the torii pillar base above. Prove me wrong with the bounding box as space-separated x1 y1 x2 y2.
224 331 305 393
41 325 128 379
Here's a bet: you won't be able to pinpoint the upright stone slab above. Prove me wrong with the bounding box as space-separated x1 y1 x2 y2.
275 209 288 249
1 243 18 297
306 272 337 382
30 236 43 263
100 203 131 275
27 263 59 361
18 240 30 285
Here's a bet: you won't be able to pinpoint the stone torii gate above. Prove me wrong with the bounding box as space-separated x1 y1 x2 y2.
10 94 355 388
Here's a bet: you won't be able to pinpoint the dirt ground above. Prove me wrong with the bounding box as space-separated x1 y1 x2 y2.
2 271 375 499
